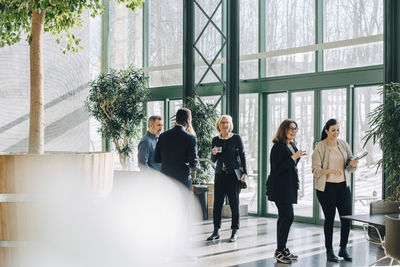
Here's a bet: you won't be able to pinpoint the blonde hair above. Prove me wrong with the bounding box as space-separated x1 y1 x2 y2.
216 115 233 133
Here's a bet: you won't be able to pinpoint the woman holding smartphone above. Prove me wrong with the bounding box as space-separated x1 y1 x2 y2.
266 119 306 264
312 119 358 263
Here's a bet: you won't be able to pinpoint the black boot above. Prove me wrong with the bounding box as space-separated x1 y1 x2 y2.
206 229 220 241
326 248 338 263
229 229 237 242
338 247 352 262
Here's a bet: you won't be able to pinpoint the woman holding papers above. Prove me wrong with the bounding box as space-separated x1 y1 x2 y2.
266 119 306 264
312 118 358 263
207 115 247 243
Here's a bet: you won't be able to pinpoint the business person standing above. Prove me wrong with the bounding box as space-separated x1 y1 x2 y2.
154 108 200 189
206 115 247 243
266 119 306 264
137 115 163 171
312 118 357 263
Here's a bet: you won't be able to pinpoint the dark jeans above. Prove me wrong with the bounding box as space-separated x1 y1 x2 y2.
317 182 351 249
213 172 240 230
275 202 294 251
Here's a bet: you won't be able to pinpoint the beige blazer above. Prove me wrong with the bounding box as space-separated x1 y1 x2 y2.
311 139 357 192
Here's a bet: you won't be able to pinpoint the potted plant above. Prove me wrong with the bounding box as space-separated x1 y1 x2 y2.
181 96 218 219
86 65 150 169
363 82 400 201
184 97 219 184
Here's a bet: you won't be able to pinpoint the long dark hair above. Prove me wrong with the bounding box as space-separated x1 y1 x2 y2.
273 119 298 144
321 118 338 141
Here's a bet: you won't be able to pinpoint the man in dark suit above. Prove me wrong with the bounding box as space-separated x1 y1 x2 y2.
154 108 200 190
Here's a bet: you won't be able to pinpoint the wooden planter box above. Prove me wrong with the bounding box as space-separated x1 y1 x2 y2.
0 152 114 266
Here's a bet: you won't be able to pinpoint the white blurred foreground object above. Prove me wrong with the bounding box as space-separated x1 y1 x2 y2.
15 168 200 266
0 152 113 266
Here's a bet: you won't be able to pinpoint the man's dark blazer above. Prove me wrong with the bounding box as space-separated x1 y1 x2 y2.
266 141 300 204
154 125 200 185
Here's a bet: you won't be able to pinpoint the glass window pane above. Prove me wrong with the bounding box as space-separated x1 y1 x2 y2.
321 88 347 140
324 0 383 70
149 0 183 86
89 15 103 152
199 95 222 116
240 0 258 79
109 0 143 69
324 43 383 71
354 86 383 216
195 0 222 84
147 101 164 121
291 91 314 217
265 0 315 76
169 100 183 129
239 94 259 213
267 93 288 215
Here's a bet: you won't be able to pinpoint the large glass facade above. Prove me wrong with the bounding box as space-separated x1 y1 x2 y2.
324 0 383 70
87 0 385 218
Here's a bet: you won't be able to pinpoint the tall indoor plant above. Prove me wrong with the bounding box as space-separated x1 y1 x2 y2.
363 82 400 200
184 97 219 184
86 65 150 169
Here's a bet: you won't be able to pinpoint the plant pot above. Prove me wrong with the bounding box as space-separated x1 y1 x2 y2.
193 185 209 220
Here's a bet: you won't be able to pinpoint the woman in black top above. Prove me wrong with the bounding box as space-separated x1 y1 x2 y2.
266 119 306 264
206 115 247 242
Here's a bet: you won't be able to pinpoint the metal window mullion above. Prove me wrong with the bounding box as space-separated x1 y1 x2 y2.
313 88 321 224
347 85 355 219
258 0 266 78
259 93 268 216
315 0 324 72
102 0 110 152
226 0 240 132
183 0 195 103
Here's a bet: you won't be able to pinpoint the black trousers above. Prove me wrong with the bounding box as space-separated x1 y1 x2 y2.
317 182 351 249
275 202 294 251
213 172 240 230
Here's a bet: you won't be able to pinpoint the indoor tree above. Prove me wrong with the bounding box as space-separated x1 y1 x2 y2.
0 0 143 154
184 97 219 184
86 65 150 169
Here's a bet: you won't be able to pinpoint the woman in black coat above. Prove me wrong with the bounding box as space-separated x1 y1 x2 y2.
266 119 306 264
206 115 247 243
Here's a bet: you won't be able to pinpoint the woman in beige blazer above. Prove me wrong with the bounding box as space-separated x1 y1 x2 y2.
311 119 358 263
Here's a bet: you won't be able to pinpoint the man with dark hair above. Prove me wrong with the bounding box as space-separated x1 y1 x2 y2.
138 115 163 171
154 108 200 189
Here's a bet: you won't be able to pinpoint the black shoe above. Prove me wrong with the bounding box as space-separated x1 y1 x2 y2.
284 248 298 260
229 229 237 242
274 249 292 264
206 229 220 241
326 248 338 263
338 247 352 262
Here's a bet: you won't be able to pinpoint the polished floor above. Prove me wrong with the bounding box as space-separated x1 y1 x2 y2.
178 216 397 267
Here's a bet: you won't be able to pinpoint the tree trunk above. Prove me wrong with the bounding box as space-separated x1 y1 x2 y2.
29 10 46 154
